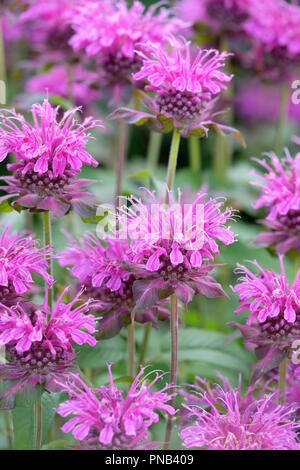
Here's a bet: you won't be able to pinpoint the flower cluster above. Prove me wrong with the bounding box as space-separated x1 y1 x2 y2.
251 149 300 254
0 226 53 304
112 188 236 307
0 288 98 398
68 0 186 91
60 233 170 338
231 257 300 346
109 36 244 143
176 0 252 35
243 0 300 76
55 365 175 449
0 99 103 217
179 377 300 450
16 0 75 60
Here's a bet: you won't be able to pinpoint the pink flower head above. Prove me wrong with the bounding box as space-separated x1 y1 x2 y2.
60 232 170 338
0 226 54 303
55 365 176 449
175 0 252 35
251 149 300 254
69 0 186 88
0 287 98 397
16 0 75 59
231 256 300 345
243 0 300 76
179 377 300 450
109 37 245 144
113 188 236 307
0 99 103 217
25 64 100 109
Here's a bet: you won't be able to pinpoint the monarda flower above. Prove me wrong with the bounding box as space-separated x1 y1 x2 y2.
113 188 236 308
16 0 75 60
0 226 54 304
55 365 176 449
0 99 103 218
109 36 244 143
243 0 300 77
251 149 300 254
179 377 300 450
175 0 252 35
68 0 185 98
231 257 300 345
60 233 170 338
0 287 98 398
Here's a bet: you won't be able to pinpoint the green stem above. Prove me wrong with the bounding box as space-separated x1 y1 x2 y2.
34 398 42 450
4 411 13 449
164 292 178 450
115 119 129 206
146 131 163 173
42 211 53 310
0 16 6 105
188 136 201 174
128 315 135 378
138 322 152 366
279 358 289 404
165 129 181 196
274 83 289 155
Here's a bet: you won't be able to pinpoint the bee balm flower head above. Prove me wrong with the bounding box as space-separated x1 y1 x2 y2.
0 287 98 398
55 365 176 449
0 100 103 218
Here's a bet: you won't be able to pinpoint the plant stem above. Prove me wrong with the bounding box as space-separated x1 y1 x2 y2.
115 119 129 206
165 129 181 195
164 292 178 450
4 411 13 449
147 131 163 173
274 83 289 155
42 211 53 310
279 358 289 404
138 322 152 366
188 136 201 174
128 315 135 378
34 398 42 450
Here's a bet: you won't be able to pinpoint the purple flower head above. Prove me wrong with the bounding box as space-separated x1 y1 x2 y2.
109 37 245 144
60 232 170 338
231 256 300 346
0 226 54 304
0 99 103 217
112 188 236 307
251 149 300 254
175 0 253 35
179 377 300 450
243 0 300 77
16 0 75 59
0 287 98 398
69 0 186 93
55 365 176 450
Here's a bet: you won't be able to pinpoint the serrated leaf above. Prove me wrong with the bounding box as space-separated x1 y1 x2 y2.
76 336 126 368
130 170 151 179
12 404 35 450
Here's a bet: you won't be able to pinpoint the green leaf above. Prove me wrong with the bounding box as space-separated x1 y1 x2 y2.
41 392 61 443
0 199 14 213
76 336 126 368
130 170 151 179
12 405 35 450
